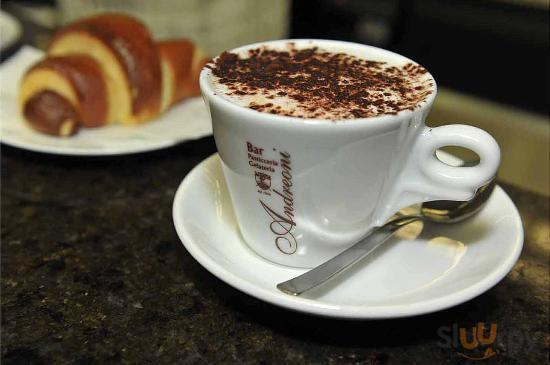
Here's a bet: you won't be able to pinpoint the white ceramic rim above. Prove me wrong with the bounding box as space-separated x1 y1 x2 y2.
172 153 524 319
200 39 438 128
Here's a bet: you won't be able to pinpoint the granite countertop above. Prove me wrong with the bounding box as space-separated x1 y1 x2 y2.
1 138 548 364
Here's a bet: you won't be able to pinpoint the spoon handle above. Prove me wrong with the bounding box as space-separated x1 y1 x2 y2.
277 215 422 296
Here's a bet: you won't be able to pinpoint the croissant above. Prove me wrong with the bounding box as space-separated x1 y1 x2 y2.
19 13 207 137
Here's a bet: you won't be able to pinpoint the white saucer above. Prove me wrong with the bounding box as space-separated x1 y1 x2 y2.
173 154 523 319
0 46 212 156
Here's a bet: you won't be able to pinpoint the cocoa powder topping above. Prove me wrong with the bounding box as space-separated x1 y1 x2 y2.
208 44 433 119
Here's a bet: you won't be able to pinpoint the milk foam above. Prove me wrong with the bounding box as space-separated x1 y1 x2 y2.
208 41 434 120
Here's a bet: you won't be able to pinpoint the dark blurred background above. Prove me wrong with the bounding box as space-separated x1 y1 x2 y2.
1 0 549 195
291 0 549 115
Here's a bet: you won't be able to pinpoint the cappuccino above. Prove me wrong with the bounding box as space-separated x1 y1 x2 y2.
208 42 433 120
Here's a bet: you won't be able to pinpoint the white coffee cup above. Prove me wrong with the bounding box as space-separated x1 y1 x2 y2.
200 39 500 268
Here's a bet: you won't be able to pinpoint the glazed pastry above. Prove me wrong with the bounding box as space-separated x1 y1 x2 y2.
19 13 207 136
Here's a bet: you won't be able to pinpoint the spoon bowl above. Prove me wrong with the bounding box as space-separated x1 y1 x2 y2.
420 178 496 223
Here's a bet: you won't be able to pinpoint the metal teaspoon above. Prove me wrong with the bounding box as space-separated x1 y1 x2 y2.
277 178 496 296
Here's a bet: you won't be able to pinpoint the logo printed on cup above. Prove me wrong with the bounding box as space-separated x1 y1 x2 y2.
247 141 297 254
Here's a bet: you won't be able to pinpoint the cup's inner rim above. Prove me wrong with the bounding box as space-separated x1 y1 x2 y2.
201 38 437 124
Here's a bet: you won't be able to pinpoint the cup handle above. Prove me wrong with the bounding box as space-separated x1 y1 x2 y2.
379 124 501 224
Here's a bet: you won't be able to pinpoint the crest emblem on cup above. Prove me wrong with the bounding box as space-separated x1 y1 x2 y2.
255 171 271 190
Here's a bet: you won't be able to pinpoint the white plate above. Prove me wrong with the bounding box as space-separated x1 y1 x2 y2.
173 153 524 319
0 10 22 52
0 46 212 156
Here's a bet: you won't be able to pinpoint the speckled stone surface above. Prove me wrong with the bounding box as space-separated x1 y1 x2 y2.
1 138 548 364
